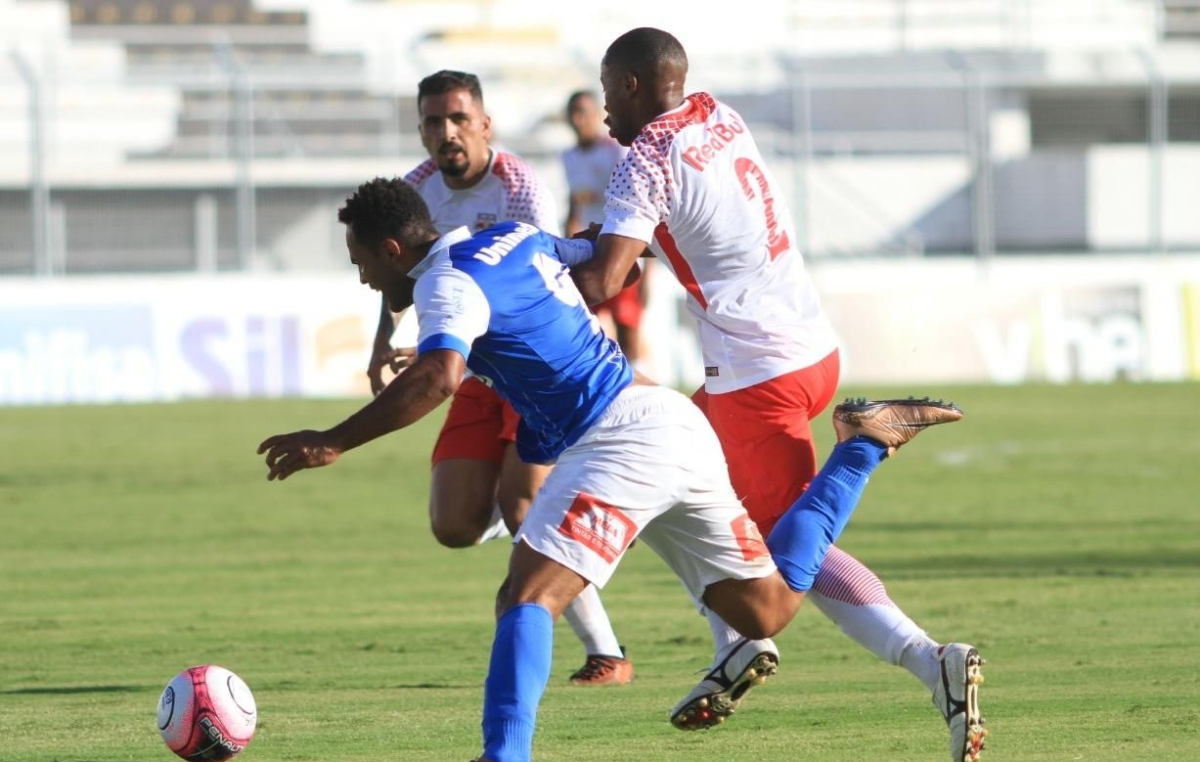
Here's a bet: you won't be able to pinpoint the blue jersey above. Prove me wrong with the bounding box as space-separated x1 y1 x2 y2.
411 222 633 463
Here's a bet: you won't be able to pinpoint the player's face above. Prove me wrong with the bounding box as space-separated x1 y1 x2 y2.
417 88 492 185
599 62 638 147
568 95 603 143
346 227 414 313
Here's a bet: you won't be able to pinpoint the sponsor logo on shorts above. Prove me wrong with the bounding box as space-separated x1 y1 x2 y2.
705 366 720 377
558 493 637 564
731 513 769 561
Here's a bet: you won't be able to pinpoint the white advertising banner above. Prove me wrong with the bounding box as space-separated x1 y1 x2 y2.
810 255 1200 386
2 254 1199 406
0 275 398 405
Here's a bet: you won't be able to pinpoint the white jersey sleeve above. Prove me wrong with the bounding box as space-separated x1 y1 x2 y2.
413 259 491 360
600 141 672 244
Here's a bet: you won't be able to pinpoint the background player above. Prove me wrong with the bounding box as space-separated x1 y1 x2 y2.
562 90 651 368
367 70 632 685
256 176 963 762
569 27 986 761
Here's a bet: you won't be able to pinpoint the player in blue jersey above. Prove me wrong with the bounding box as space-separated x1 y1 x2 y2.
256 177 963 762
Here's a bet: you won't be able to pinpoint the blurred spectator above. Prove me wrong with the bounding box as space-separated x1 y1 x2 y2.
562 90 652 369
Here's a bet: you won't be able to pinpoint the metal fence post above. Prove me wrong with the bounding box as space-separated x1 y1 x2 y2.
948 51 995 262
234 74 257 270
10 50 51 276
194 194 218 272
1136 47 1167 254
971 71 995 262
215 40 257 271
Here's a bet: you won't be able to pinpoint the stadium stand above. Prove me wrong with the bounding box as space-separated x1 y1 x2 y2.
1 0 1198 274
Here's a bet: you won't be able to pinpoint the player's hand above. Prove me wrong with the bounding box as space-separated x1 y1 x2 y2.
570 223 602 242
367 347 417 396
257 430 342 481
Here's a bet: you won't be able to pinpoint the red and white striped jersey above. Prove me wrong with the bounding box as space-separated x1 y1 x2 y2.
404 149 560 235
601 93 839 394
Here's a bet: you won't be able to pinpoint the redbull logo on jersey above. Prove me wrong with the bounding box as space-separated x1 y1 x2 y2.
558 492 637 564
680 114 747 172
473 222 539 265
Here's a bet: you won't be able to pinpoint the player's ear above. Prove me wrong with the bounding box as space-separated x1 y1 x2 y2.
382 237 404 263
623 71 639 97
481 112 493 140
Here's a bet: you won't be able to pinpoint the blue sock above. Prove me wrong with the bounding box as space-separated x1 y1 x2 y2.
481 603 554 762
766 438 888 592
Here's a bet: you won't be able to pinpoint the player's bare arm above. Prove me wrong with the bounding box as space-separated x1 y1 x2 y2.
259 349 465 481
367 298 410 395
570 232 647 306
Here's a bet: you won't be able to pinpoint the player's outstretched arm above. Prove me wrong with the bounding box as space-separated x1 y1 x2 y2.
258 349 465 481
570 232 647 306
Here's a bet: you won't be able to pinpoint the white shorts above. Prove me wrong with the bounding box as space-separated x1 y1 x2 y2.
514 384 777 606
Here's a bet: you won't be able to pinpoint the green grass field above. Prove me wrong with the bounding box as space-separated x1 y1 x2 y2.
3 383 1199 762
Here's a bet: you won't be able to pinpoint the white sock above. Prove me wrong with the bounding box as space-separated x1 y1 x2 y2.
474 501 511 544
562 585 623 658
705 609 745 664
898 635 942 691
809 546 942 690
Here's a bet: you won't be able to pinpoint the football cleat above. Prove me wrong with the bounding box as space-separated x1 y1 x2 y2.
669 638 779 731
833 397 963 455
569 647 633 686
932 643 988 762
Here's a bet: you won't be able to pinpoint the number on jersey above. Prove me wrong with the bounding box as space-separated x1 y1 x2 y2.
735 157 791 260
532 252 601 334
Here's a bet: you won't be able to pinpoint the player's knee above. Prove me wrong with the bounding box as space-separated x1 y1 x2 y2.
429 508 486 548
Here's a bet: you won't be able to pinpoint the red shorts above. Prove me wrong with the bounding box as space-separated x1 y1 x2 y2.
593 282 644 329
692 350 840 537
431 376 520 465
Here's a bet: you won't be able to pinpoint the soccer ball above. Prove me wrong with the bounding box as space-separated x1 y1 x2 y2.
157 665 257 761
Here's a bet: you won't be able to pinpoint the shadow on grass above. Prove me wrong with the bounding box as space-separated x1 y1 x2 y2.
2 685 144 695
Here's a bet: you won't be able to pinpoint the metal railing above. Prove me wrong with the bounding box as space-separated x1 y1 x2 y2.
2 1 1199 275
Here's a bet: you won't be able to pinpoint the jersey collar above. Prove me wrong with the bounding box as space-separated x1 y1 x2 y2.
408 226 472 280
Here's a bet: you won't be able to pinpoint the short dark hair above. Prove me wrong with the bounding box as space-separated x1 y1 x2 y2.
566 90 595 114
337 177 438 247
604 27 688 76
418 69 484 108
